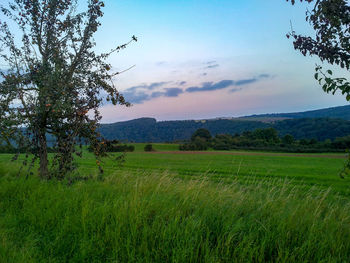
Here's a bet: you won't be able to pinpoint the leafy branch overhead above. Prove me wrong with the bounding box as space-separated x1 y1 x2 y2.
0 0 136 179
287 0 350 99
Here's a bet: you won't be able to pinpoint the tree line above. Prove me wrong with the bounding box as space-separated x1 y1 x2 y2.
99 117 350 143
180 128 350 153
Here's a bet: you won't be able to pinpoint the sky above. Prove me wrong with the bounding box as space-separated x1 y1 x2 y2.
3 0 349 123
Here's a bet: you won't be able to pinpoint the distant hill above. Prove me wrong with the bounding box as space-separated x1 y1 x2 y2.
242 105 350 122
100 118 269 143
100 117 350 143
273 118 350 141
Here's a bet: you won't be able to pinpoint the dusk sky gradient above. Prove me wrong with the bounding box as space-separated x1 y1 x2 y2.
6 0 349 123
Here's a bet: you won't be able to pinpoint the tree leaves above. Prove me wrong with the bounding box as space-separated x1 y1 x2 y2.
0 0 136 178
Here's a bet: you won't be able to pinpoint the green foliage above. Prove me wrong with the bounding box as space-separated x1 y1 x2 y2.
244 105 350 120
340 151 350 179
274 118 350 141
250 127 280 143
144 144 154 152
112 145 135 152
179 138 208 151
214 128 281 149
103 140 134 152
0 170 349 262
100 118 269 143
180 129 211 151
287 0 350 99
332 136 350 149
99 117 350 143
0 145 20 154
191 128 211 142
130 143 179 152
0 0 136 179
1 148 349 194
212 129 280 151
211 127 350 153
282 134 295 145
88 140 134 153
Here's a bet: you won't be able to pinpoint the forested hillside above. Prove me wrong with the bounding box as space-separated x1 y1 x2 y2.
274 118 350 141
100 117 350 142
100 118 269 142
243 105 350 121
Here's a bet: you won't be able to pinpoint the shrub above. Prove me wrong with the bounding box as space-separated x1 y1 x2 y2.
88 141 134 152
191 128 212 142
144 144 154 152
112 145 135 152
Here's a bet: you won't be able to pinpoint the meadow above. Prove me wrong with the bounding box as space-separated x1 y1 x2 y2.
0 144 349 262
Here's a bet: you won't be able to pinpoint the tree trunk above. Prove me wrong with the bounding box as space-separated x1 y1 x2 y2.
38 130 49 179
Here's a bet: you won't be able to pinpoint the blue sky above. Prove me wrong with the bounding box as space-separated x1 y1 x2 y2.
96 0 348 122
3 0 348 122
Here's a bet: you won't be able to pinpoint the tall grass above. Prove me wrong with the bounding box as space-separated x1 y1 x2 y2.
0 171 349 262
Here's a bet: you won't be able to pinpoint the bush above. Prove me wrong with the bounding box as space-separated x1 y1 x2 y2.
179 143 195 151
180 137 208 151
0 145 18 153
191 128 212 142
144 144 154 152
212 143 230 151
88 141 134 153
112 145 135 152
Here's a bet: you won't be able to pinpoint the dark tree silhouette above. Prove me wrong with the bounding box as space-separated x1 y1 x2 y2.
287 0 350 177
287 0 350 99
191 128 212 142
282 134 295 145
144 144 154 152
0 0 136 179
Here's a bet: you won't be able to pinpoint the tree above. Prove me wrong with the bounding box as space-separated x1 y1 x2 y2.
287 0 350 99
191 128 211 142
282 134 295 145
252 128 280 144
287 0 350 177
144 144 153 152
0 0 136 179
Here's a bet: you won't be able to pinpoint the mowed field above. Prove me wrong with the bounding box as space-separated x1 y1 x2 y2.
0 144 350 262
76 143 349 195
1 143 348 194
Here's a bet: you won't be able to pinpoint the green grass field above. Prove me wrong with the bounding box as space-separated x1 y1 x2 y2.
131 143 180 152
0 146 349 262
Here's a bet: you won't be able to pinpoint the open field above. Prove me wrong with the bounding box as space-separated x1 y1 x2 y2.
46 144 348 196
1 146 348 195
0 148 350 262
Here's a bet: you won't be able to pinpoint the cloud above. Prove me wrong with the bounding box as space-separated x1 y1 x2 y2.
155 61 167 66
122 74 272 103
148 82 169 90
178 81 187 86
186 80 234 93
123 82 183 104
122 82 169 104
230 87 243 93
206 64 219 69
235 78 258 86
123 90 150 104
151 88 183 98
203 60 219 69
235 74 271 86
185 74 271 93
258 74 270 78
150 91 163 99
205 60 217 65
165 88 183 97
124 82 169 93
